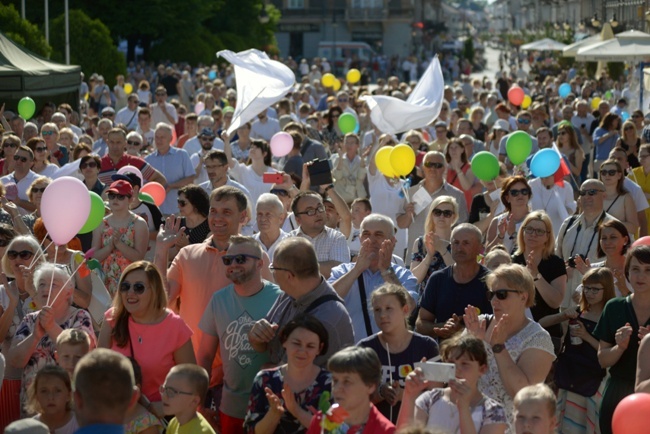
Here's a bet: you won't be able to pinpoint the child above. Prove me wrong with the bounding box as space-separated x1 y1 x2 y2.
125 360 163 434
396 334 507 434
161 364 215 434
26 365 79 433
358 284 439 423
55 329 92 377
306 346 396 434
513 384 557 434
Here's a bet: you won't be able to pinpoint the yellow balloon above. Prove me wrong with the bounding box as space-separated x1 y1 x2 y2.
322 73 335 88
591 97 601 110
124 83 133 94
346 68 361 84
375 147 396 178
84 93 89 101
332 78 341 91
390 144 416 177
521 95 532 109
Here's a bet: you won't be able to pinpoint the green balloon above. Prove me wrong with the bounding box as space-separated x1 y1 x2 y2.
338 113 357 134
505 131 533 165
17 97 35 120
604 90 613 99
78 191 105 234
139 192 155 204
86 259 101 271
471 151 500 181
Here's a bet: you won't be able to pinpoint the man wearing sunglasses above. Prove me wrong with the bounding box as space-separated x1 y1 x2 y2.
556 179 618 309
183 115 224 157
197 236 281 430
0 145 38 212
497 111 539 169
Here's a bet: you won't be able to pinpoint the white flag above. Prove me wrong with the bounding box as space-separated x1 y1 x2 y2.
361 57 444 134
217 49 296 135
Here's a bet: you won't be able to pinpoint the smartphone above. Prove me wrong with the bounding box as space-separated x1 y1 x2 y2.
263 172 284 184
414 361 456 383
4 182 18 202
307 159 333 186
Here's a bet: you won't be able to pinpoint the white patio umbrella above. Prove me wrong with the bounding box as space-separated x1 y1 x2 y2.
576 30 650 62
520 38 567 51
563 34 602 57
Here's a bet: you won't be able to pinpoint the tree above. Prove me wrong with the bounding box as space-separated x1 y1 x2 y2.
0 3 50 57
49 10 125 86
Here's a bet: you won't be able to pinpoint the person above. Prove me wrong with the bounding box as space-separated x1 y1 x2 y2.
468 164 508 234
230 123 253 163
26 365 79 432
40 123 69 166
484 247 512 271
0 134 19 177
4 419 49 434
593 245 650 434
305 346 395 434
358 284 439 424
150 86 178 127
416 224 493 339
608 146 649 237
79 154 105 197
126 132 146 156
629 143 650 235
617 120 640 168
196 235 281 432
0 145 39 213
486 176 532 253
331 133 367 205
320 106 344 150
253 193 289 261
98 260 195 419
396 334 507 434
250 109 281 142
92 180 149 294
248 237 354 367
25 137 58 178
637 333 650 393
72 349 138 432
7 264 95 416
55 328 92 378
93 118 113 156
528 174 576 238
552 268 614 434
445 138 481 210
512 384 557 434
18 177 51 234
347 198 372 260
244 314 332 434
198 150 252 200
556 123 585 182
593 113 621 176
599 158 639 235
511 211 567 349
463 263 555 432
124 359 164 434
115 94 141 131
161 364 215 434
498 112 539 169
176 184 211 246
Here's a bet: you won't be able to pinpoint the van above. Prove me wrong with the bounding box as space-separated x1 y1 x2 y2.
317 41 375 69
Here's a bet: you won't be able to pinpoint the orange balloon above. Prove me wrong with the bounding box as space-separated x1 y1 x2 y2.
140 182 166 207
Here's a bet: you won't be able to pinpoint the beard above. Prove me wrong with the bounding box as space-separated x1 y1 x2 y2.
227 268 255 285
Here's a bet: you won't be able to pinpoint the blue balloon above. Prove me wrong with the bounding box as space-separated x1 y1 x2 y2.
621 111 630 122
208 70 217 80
558 83 571 98
530 149 561 178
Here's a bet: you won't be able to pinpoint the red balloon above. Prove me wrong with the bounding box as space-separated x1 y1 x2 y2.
508 86 525 106
140 182 166 207
613 393 650 434
632 236 650 247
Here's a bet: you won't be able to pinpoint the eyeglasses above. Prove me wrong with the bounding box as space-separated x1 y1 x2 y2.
632 114 642 119
80 162 97 169
338 98 349 103
435 129 447 134
159 385 194 399
127 140 142 146
108 193 129 200
35 146 47 153
624 127 635 131
13 155 29 162
270 188 289 197
517 118 531 124
269 265 293 274
2 142 17 149
41 131 55 136
523 226 548 236
7 250 34 260
583 285 604 294
102 113 115 118
295 205 325 216
221 254 261 266
578 189 604 196
487 289 522 301
432 209 454 218
423 161 444 169
177 199 187 207
508 188 530 197
0 239 9 247
558 131 568 136
600 169 620 177
31 187 47 194
119 281 147 294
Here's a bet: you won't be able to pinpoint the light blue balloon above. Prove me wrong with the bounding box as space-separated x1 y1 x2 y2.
530 149 561 178
208 70 217 80
558 83 571 98
621 111 630 122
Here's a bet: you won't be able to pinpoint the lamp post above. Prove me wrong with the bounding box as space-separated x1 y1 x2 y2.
65 0 70 64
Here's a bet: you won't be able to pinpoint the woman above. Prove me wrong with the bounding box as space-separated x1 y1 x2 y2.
468 165 508 234
630 144 650 235
486 176 532 253
464 263 555 432
59 128 76 155
512 211 567 350
137 80 152 105
231 122 253 163
470 107 488 142
7 264 95 415
25 137 58 178
176 184 210 247
593 245 650 434
410 196 458 294
79 154 105 196
403 130 428 153
40 123 66 167
593 113 621 173
321 106 344 151
98 261 195 419
487 124 508 158
0 235 42 429
445 138 480 209
0 134 19 176
19 177 51 233
556 123 585 182
244 314 331 434
91 180 148 294
599 159 639 235
616 120 640 168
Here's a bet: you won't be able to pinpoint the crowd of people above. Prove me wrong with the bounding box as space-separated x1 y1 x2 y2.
0 52 650 434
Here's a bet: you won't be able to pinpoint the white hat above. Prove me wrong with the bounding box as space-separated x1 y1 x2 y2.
493 119 510 132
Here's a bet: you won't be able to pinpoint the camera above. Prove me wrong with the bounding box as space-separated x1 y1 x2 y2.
567 254 586 268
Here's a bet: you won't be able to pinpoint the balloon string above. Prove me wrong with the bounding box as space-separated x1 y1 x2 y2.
48 257 86 308
28 234 52 269
46 245 58 307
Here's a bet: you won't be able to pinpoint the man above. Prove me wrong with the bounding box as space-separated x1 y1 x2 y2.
150 86 178 127
397 151 468 265
145 123 195 215
248 237 355 366
198 150 252 199
98 128 166 185
191 128 221 185
336 90 357 115
283 122 327 163
330 133 367 204
498 111 539 168
197 236 281 432
416 224 493 339
9 115 25 141
92 118 113 156
22 122 38 143
177 112 198 149
289 191 350 278
250 109 280 142
529 174 576 238
101 106 116 123
329 214 418 341
429 121 449 152
136 108 154 147
184 115 224 156
73 349 138 433
0 145 38 212
253 193 289 261
571 99 595 150
556 179 618 308
160 66 181 100
114 93 140 131
610 147 649 236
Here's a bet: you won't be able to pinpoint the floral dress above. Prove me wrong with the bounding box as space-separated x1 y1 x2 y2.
125 405 164 434
244 366 332 434
100 215 137 294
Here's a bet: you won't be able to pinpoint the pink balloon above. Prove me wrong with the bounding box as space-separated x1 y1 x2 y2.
41 177 91 246
270 132 294 158
508 86 525 106
140 182 166 207
632 236 650 247
613 393 650 434
194 102 205 114
117 165 144 186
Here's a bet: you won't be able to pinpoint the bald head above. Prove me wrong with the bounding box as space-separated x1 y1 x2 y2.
273 237 320 279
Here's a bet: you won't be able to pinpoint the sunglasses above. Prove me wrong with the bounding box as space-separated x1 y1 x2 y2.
338 98 349 103
80 162 97 169
7 250 34 260
119 281 147 294
508 188 530 197
583 285 604 294
35 146 47 153
13 155 29 162
523 226 547 236
0 239 9 247
31 187 47 194
270 188 289 197
108 193 129 200
423 161 444 169
177 199 187 207
558 131 568 136
127 140 142 146
578 189 603 196
200 137 214 141
600 169 620 177
156 92 167 96
2 143 17 149
102 113 115 118
517 118 531 124
487 289 522 301
41 131 55 136
221 254 261 266
432 209 454 218
632 115 642 119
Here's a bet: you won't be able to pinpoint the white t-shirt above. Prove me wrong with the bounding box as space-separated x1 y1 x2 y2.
367 170 408 258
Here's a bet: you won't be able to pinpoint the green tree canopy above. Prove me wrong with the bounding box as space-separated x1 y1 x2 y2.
0 3 50 57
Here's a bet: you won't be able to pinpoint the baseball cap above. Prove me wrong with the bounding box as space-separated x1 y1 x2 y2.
493 119 510 132
101 106 115 115
111 172 142 188
107 180 133 197
222 106 235 115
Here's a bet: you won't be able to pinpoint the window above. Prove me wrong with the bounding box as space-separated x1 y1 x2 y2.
287 0 305 8
351 0 382 7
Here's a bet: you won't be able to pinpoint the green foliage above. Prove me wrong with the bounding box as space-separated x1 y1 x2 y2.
607 62 625 81
586 62 598 77
463 38 475 64
0 3 50 57
49 10 125 86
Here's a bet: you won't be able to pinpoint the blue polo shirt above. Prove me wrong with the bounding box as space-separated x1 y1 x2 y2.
145 146 194 214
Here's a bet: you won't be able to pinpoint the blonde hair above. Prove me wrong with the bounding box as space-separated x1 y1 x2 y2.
26 365 72 414
424 195 459 234
486 263 536 308
515 211 555 258
56 328 91 350
514 383 556 418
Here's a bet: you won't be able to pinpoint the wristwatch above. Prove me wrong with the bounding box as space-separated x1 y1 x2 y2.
492 343 506 354
324 184 335 192
534 273 541 282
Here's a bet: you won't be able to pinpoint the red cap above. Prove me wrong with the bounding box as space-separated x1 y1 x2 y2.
107 180 133 197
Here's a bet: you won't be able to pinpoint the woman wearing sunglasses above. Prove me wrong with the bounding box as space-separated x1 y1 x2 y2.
512 212 567 349
92 180 149 294
79 154 105 196
616 120 640 168
14 177 51 234
445 138 480 210
486 176 532 253
0 134 19 177
464 263 555 433
25 138 57 178
321 106 344 151
7 264 95 419
599 158 639 236
175 184 210 248
556 123 585 183
98 260 195 420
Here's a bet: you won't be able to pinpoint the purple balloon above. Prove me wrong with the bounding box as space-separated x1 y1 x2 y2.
41 177 91 246
270 132 294 158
